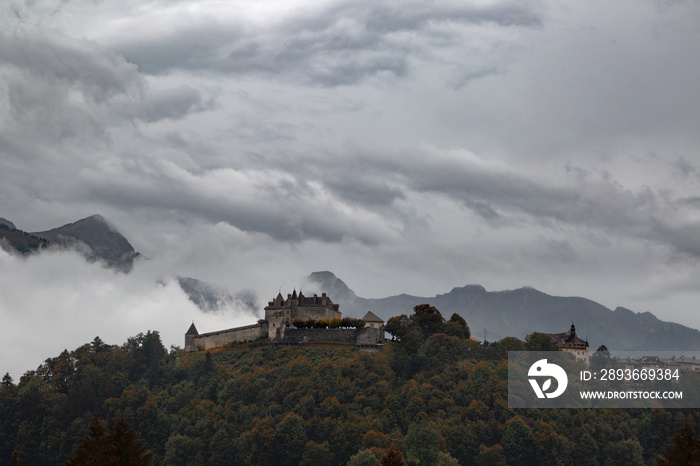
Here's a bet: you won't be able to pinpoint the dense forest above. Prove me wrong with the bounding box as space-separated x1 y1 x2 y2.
1 304 699 465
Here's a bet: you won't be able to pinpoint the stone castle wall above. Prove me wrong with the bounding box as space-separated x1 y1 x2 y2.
355 327 384 345
187 322 268 351
280 327 383 345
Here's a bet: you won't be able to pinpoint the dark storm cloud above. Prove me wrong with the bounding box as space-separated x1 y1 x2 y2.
142 85 216 121
78 162 396 244
114 0 541 86
251 145 700 261
0 29 140 102
0 28 213 133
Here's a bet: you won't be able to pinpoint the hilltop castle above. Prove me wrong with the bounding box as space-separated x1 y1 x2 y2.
185 290 384 351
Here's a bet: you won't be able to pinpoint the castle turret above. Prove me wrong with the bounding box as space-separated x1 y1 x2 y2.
185 322 199 351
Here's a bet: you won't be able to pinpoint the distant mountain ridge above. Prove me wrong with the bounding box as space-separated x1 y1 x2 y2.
304 271 700 351
176 276 259 316
0 214 141 272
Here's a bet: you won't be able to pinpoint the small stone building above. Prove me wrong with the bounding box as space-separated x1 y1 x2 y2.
361 311 384 329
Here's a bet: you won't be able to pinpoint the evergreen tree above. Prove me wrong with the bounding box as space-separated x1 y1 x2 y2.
108 418 153 466
65 415 152 465
656 422 700 465
1 372 13 389
65 415 109 465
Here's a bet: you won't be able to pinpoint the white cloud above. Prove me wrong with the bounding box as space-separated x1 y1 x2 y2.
0 247 258 380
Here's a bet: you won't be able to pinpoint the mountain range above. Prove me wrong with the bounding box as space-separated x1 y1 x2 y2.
303 271 700 351
3 214 700 351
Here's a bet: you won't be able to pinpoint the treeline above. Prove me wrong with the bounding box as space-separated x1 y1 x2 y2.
1 306 699 465
0 224 51 255
292 317 366 329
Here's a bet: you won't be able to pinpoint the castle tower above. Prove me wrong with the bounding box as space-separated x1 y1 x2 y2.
185 322 199 351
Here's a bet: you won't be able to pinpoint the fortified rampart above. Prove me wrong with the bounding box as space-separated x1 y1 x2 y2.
280 327 383 345
186 321 268 351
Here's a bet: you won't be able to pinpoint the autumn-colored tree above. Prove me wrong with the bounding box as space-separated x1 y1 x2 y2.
474 444 507 465
656 422 700 465
379 444 406 466
238 418 276 465
64 415 109 465
305 319 317 328
531 421 572 465
314 319 330 329
362 430 392 450
293 318 306 328
329 318 342 328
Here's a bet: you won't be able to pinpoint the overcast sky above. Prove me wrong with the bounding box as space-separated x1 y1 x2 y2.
2 0 700 377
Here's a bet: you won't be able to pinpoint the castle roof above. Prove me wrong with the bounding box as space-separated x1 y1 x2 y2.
186 322 199 336
544 323 588 349
266 290 339 310
362 311 384 323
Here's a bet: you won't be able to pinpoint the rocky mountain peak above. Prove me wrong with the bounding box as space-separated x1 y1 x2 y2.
32 215 140 272
304 271 358 301
0 218 16 230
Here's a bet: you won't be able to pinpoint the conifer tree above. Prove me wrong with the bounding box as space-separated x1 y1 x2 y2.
108 417 153 465
65 415 152 465
656 422 700 465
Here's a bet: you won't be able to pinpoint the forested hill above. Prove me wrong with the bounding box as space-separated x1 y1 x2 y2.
304 271 700 351
2 308 699 465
